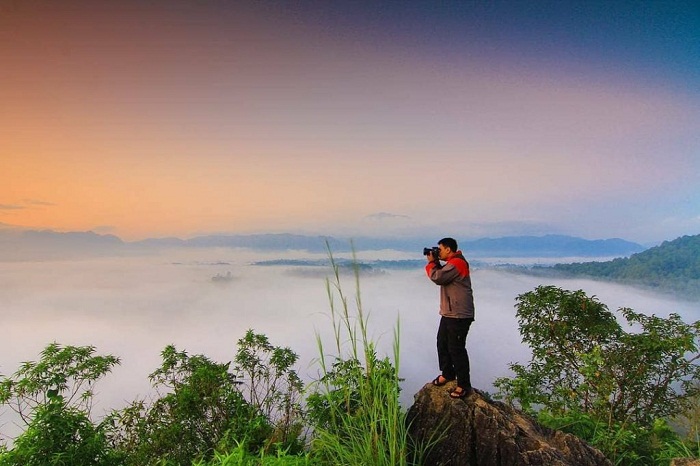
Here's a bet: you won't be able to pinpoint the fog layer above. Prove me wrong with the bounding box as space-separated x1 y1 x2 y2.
1 248 697 438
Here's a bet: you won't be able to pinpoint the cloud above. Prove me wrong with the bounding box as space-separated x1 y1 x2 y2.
1 247 695 431
365 212 411 221
0 199 56 211
22 199 57 207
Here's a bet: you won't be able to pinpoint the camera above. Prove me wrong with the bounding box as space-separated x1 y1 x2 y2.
423 246 439 257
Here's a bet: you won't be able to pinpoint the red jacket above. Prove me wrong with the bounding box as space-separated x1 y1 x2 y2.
425 250 475 319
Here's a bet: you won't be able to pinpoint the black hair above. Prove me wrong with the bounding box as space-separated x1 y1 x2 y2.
438 237 458 252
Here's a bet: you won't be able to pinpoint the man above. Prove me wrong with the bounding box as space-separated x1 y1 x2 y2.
425 237 475 399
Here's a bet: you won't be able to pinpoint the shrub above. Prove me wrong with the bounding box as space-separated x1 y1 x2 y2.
0 343 121 466
109 345 269 465
495 286 700 426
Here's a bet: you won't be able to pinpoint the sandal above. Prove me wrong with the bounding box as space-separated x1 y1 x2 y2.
449 387 473 399
431 375 454 386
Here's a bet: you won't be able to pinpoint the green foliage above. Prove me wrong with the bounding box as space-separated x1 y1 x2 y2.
674 380 700 445
611 308 700 424
232 330 305 452
109 345 270 465
494 286 619 415
0 342 120 422
495 285 700 427
0 343 121 466
106 331 305 465
304 244 422 466
191 441 312 465
1 337 307 466
0 395 123 466
549 410 700 466
537 409 690 466
495 285 700 464
549 234 700 299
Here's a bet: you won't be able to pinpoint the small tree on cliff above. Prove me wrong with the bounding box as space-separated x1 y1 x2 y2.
0 343 122 466
495 285 700 427
109 335 304 466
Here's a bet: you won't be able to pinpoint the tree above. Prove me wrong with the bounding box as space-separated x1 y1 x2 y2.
109 334 304 465
495 285 700 427
109 345 263 465
232 330 304 450
0 343 122 466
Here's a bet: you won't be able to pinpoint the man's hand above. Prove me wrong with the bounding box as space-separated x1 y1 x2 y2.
426 251 437 262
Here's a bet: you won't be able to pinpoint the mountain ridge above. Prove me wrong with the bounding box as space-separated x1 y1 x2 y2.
536 234 700 299
0 228 647 260
133 232 645 257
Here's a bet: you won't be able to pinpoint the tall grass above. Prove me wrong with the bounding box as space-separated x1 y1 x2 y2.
306 243 425 465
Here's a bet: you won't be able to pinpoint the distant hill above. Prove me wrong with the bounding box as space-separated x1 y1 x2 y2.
0 229 125 260
460 234 643 258
136 233 644 258
544 234 700 299
0 228 645 261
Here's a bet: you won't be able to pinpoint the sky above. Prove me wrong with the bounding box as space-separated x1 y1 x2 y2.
2 0 699 244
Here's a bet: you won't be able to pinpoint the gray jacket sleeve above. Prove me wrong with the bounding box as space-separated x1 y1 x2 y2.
428 262 460 285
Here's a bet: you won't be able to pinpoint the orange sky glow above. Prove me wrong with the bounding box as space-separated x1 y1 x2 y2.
2 1 699 242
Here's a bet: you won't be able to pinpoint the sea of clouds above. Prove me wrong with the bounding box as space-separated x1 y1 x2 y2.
1 247 698 441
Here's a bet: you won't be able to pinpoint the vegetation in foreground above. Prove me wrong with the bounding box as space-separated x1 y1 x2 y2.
0 250 426 465
495 285 700 465
2 259 700 464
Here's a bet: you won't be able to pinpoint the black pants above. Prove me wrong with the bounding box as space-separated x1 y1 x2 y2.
437 316 473 390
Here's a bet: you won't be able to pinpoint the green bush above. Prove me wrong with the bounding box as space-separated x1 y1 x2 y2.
231 330 305 454
0 394 123 466
191 442 313 465
0 338 307 466
495 285 700 465
0 343 122 466
495 286 700 426
109 342 302 465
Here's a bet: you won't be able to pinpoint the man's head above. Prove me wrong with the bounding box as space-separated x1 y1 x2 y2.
437 237 458 260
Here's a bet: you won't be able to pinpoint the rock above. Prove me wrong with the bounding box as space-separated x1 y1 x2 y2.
406 382 612 466
670 459 700 466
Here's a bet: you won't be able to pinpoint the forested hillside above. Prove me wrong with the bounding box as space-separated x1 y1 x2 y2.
548 234 700 299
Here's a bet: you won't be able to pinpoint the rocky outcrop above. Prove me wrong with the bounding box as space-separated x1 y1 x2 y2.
671 460 700 466
406 382 612 466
